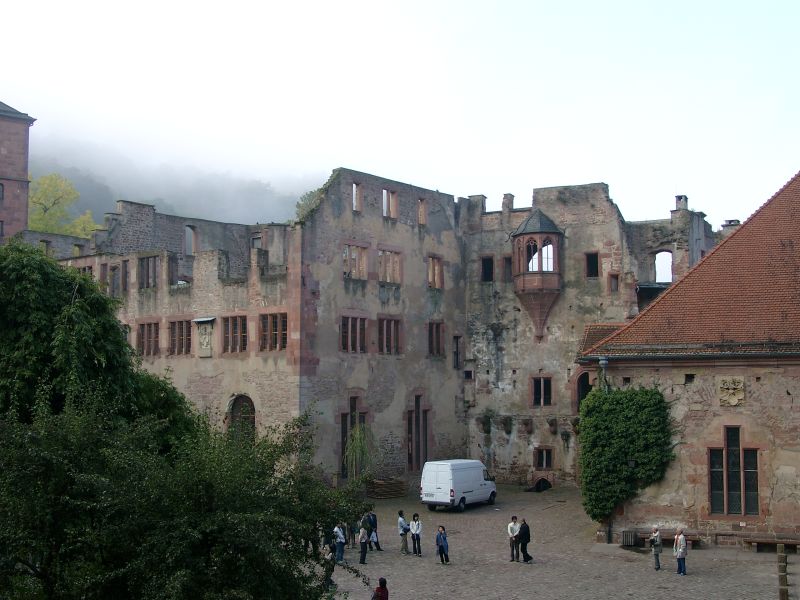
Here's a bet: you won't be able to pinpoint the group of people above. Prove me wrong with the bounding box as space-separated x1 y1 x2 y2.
649 526 688 576
507 515 534 563
397 510 450 564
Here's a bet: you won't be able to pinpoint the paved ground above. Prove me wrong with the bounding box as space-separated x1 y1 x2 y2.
332 484 794 600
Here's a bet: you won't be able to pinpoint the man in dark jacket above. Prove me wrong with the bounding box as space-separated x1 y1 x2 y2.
367 510 382 550
519 518 532 563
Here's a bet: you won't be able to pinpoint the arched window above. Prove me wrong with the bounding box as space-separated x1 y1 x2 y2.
577 372 592 413
541 240 554 272
655 251 672 283
228 394 255 440
526 240 539 272
184 225 196 256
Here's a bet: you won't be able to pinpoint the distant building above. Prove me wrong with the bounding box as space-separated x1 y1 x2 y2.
580 171 800 543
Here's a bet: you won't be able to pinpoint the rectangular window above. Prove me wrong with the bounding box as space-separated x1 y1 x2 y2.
503 256 513 282
341 399 368 478
78 265 93 277
121 260 129 292
709 426 759 515
377 318 401 354
378 249 401 284
100 263 108 286
452 335 462 369
427 256 443 289
259 313 288 351
428 322 444 356
250 235 262 249
341 316 367 353
586 253 600 278
536 448 553 469
382 189 398 218
609 273 619 292
168 255 178 285
418 198 427 225
532 377 552 407
352 183 363 212
222 316 248 353
138 256 158 289
169 320 192 355
72 244 83 257
481 257 494 282
343 244 368 280
137 322 159 356
109 266 120 298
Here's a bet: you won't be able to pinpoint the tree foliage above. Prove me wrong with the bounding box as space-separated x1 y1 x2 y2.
28 173 99 237
578 386 674 522
0 242 369 599
295 187 323 222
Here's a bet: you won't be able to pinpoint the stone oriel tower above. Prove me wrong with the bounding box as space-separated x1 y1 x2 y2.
0 101 35 242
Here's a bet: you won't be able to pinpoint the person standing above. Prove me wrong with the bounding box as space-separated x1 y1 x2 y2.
322 542 336 591
372 576 389 600
409 513 422 556
673 528 687 576
649 526 662 571
508 515 521 562
518 518 532 563
358 522 369 564
436 525 450 565
368 510 383 551
397 510 410 555
333 522 346 564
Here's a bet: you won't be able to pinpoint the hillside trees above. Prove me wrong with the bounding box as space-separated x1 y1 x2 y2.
28 173 99 237
0 241 368 599
578 387 674 522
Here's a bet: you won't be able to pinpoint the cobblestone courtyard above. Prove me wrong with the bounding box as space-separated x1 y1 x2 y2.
333 484 794 600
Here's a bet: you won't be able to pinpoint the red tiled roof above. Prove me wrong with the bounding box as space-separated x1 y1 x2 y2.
578 323 626 354
583 171 800 360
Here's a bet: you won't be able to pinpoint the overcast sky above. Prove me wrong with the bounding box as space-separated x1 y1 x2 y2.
3 0 798 227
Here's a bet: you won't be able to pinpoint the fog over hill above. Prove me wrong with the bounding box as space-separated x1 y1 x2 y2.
29 137 325 226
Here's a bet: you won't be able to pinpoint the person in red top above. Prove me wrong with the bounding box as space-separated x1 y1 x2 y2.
372 576 389 600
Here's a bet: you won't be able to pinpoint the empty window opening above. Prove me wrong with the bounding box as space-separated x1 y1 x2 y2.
343 244 368 280
378 249 401 283
452 335 462 369
184 225 196 256
250 235 262 249
532 377 552 407
109 266 121 297
259 313 288 351
622 376 631 386
576 372 592 412
526 240 539 272
684 373 695 384
541 241 554 271
586 253 599 278
609 273 619 292
341 398 367 478
121 260 129 292
481 256 494 282
352 183 363 212
137 322 160 356
427 256 443 289
464 370 474 380
72 244 84 257
407 396 428 471
655 251 673 282
138 256 158 289
418 198 427 225
382 189 398 218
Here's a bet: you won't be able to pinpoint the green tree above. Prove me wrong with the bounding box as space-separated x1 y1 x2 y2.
295 187 323 222
28 173 99 237
578 387 674 522
0 241 369 599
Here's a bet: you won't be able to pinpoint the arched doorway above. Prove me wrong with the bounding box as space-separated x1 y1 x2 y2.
577 371 593 413
655 251 673 283
228 394 255 441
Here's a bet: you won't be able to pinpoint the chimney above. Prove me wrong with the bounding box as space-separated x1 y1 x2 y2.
675 195 689 210
720 219 741 238
502 193 514 213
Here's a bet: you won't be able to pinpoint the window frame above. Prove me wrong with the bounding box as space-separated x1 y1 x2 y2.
535 447 554 470
427 321 445 357
377 317 401 355
340 315 367 353
427 255 444 289
222 315 248 354
531 376 553 407
259 312 288 351
168 319 192 355
343 243 368 280
138 255 158 289
480 255 494 282
137 321 160 356
585 252 600 278
709 426 760 516
377 248 402 284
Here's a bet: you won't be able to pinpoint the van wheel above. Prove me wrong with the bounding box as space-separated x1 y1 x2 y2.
457 498 466 512
427 504 437 512
487 492 496 505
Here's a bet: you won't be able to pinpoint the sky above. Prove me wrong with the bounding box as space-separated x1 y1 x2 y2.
2 0 799 227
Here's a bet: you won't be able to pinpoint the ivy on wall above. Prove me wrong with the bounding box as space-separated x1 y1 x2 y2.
578 386 674 522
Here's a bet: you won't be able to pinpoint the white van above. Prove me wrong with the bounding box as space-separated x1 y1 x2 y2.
419 459 496 512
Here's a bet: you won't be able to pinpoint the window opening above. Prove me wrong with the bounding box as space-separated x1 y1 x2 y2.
229 395 255 441
526 240 539 272
655 251 672 282
137 322 159 356
532 377 552 407
709 426 759 515
418 198 427 225
259 313 288 351
250 235 262 249
222 316 248 353
576 372 592 412
378 318 401 354
536 448 553 469
169 320 192 355
609 273 619 292
184 225 195 256
138 256 158 289
541 241 553 271
427 256 443 289
428 322 444 356
343 244 368 280
586 253 599 278
341 316 367 353
452 335 462 369
503 256 513 282
352 183 363 212
378 249 401 283
481 256 494 282
382 189 398 218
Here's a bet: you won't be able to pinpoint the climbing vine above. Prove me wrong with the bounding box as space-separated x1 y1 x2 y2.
578 386 674 522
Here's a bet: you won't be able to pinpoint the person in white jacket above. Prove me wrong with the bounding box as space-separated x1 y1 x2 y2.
409 513 422 556
508 515 521 562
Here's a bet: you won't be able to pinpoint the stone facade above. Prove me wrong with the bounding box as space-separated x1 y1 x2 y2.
0 102 35 242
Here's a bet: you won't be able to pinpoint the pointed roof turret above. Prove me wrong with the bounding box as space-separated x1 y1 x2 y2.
512 209 561 236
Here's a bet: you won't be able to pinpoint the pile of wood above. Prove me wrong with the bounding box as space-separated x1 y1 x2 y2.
366 477 407 499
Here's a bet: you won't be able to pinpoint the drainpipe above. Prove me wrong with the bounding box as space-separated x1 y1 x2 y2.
598 356 609 391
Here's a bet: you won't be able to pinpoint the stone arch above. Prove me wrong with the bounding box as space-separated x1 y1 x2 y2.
226 394 255 440
655 251 673 283
532 477 552 492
